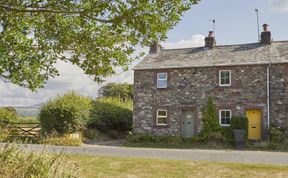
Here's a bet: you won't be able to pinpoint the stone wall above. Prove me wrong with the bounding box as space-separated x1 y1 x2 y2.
133 64 288 138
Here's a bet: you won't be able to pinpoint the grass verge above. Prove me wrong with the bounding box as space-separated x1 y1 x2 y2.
69 155 288 178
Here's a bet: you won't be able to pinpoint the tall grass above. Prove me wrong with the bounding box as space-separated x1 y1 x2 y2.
0 144 82 178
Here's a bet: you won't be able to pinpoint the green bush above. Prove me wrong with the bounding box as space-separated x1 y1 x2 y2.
199 132 228 145
221 127 233 143
269 126 285 144
88 97 132 132
230 116 248 131
0 144 81 177
39 91 92 135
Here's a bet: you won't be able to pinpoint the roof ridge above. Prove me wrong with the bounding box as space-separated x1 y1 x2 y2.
161 40 288 51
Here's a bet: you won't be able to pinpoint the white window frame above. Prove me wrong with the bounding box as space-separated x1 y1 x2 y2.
219 110 232 126
156 109 168 126
157 72 168 88
219 70 231 86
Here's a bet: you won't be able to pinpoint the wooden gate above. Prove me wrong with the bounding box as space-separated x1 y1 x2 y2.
3 122 41 138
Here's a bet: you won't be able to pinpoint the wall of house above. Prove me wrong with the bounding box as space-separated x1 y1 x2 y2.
133 63 288 137
270 64 288 132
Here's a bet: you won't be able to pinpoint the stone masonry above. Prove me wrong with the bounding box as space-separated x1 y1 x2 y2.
133 64 288 138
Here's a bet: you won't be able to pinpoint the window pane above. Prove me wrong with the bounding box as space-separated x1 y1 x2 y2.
226 118 231 125
157 117 167 124
157 80 167 88
220 71 230 85
158 110 167 116
221 117 226 124
221 111 226 117
158 73 167 79
220 110 231 125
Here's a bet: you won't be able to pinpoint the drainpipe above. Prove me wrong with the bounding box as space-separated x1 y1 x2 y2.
267 64 270 141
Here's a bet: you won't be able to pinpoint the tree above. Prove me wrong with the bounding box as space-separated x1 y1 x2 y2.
0 0 199 91
98 83 133 101
201 97 221 135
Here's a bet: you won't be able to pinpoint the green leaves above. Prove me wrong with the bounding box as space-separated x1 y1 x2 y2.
0 0 199 90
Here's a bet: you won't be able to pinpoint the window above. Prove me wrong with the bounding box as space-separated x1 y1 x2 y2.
219 70 231 86
157 73 167 88
156 110 168 125
219 110 232 126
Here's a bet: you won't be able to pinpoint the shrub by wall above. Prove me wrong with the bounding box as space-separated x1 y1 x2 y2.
39 91 92 135
200 97 221 135
88 97 132 133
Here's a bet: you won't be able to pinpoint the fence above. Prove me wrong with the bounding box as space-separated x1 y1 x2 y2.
1 122 41 138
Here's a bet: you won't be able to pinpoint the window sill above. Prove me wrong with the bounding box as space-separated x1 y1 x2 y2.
220 124 231 127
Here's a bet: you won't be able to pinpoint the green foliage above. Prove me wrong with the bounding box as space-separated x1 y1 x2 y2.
199 132 228 145
221 127 234 143
269 126 286 144
0 107 17 123
88 97 132 132
98 83 133 101
230 116 248 131
200 97 221 135
0 123 10 142
0 144 82 178
0 0 199 90
39 91 92 135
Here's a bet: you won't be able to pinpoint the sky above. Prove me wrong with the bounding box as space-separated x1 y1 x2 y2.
0 0 288 107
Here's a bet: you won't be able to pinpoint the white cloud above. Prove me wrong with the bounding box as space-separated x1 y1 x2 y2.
0 35 204 106
162 34 205 49
269 0 288 12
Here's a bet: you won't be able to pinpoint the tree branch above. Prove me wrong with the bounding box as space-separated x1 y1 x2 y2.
0 4 114 23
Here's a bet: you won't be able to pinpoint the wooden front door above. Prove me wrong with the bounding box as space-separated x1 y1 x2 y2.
246 109 262 140
182 110 195 138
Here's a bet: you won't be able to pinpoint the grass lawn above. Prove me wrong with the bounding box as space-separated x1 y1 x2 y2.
70 155 288 178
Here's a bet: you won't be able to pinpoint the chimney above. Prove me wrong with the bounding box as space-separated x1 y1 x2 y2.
261 24 272 44
205 31 216 48
149 42 162 54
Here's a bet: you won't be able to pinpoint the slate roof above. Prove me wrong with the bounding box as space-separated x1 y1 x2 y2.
133 41 288 70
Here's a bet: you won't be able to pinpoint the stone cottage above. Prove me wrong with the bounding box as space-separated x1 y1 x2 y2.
133 24 288 140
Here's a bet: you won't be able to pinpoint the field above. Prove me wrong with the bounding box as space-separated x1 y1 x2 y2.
70 155 288 178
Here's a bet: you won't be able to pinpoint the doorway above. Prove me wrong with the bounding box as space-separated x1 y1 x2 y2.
246 109 262 140
182 110 195 138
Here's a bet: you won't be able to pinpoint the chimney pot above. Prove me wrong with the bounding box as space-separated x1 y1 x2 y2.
149 42 162 54
205 31 216 48
263 24 269 32
261 23 271 44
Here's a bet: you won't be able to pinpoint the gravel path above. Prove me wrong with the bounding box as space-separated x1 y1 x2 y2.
2 143 288 165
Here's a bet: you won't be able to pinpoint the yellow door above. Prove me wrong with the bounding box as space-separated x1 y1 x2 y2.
246 109 262 140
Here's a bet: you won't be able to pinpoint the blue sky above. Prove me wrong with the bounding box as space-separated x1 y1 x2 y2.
0 0 288 106
168 0 288 44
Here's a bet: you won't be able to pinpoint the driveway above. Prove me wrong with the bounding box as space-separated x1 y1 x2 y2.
3 143 288 165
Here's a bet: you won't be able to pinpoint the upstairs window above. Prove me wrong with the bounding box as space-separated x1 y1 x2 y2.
219 70 231 86
157 73 167 88
219 110 232 126
156 110 168 125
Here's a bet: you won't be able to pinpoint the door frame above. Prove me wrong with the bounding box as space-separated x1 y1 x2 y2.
245 107 265 140
180 106 198 137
